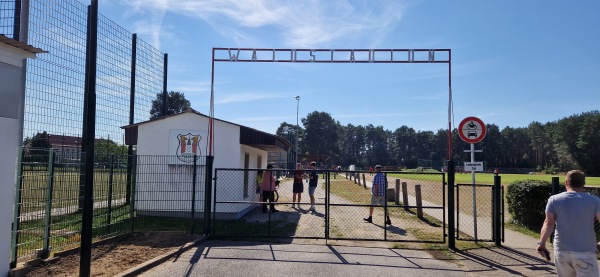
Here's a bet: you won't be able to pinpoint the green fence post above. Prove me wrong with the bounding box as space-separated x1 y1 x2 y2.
107 154 114 233
447 160 456 249
493 175 502 246
550 176 560 244
129 155 137 233
42 150 55 258
204 156 214 236
191 155 197 234
325 170 330 240
551 177 560 195
10 149 25 268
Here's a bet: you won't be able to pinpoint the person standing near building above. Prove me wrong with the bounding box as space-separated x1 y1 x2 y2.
363 165 391 225
261 165 279 213
308 161 318 211
292 163 305 209
537 170 600 276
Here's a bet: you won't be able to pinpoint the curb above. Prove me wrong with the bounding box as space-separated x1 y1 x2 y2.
114 236 209 277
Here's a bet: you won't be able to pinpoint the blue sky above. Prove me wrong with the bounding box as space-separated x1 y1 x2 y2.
101 0 600 134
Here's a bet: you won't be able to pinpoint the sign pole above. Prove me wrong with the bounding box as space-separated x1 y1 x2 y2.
471 142 478 241
458 116 486 242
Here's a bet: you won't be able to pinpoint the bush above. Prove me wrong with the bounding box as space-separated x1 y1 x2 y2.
506 179 554 230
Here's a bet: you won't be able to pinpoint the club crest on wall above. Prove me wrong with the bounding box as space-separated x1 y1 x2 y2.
176 133 202 162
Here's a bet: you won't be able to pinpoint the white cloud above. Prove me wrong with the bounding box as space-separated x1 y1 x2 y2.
215 92 289 104
115 0 405 48
170 80 211 93
334 112 408 119
231 115 290 122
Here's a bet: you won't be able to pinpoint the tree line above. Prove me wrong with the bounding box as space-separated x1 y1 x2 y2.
277 110 600 176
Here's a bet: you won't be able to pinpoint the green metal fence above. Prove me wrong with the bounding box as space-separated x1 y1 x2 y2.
212 169 446 243
11 153 209 264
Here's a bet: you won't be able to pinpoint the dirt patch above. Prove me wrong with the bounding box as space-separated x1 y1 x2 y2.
23 232 201 277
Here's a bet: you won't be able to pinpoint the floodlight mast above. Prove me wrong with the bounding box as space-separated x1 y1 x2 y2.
295 96 300 162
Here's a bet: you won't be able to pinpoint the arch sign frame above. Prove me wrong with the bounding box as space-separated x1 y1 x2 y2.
208 48 453 158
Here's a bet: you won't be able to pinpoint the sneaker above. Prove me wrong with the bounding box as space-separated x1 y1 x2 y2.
386 219 392 225
292 204 296 208
363 217 372 223
308 205 315 211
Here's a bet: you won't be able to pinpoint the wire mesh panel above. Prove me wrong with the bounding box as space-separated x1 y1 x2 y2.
134 38 163 123
23 0 88 142
456 183 494 241
95 14 134 143
212 169 329 239
212 169 445 242
9 0 168 264
22 0 160 146
132 155 206 234
0 0 17 38
329 171 445 242
13 150 131 261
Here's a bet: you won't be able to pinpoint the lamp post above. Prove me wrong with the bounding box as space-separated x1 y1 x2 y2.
295 96 300 162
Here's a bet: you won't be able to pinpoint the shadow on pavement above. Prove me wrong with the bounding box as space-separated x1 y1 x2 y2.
156 240 466 277
454 246 556 276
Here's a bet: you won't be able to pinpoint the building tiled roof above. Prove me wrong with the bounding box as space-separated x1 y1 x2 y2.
0 34 47 54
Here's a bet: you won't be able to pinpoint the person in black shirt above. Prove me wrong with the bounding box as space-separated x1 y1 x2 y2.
308 161 318 211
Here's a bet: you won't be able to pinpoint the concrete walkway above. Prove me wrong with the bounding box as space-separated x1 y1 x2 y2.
139 239 467 277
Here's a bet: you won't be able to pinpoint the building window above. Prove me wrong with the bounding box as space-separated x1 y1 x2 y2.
257 155 262 169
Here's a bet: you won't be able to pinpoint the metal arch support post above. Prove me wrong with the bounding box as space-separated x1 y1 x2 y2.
447 160 455 249
295 96 300 161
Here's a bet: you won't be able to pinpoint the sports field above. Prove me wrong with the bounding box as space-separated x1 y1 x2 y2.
451 173 600 187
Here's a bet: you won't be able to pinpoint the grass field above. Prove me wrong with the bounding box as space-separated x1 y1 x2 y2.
390 172 600 187
452 172 600 186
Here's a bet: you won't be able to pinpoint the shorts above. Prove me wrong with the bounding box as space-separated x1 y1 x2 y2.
308 186 317 195
554 250 599 277
293 182 304 193
370 195 385 206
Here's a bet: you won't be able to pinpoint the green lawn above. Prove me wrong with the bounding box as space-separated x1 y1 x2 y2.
389 172 600 187
451 173 600 186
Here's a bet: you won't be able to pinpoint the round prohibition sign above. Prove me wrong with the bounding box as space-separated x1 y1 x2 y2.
458 116 486 143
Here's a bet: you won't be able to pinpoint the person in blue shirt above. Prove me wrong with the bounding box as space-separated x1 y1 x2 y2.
363 165 391 225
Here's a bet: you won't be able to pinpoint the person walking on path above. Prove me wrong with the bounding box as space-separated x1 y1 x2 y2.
292 163 305 209
363 165 391 225
537 169 600 276
307 161 318 211
261 165 279 213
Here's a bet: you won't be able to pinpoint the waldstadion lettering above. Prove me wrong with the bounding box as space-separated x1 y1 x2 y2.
215 48 450 63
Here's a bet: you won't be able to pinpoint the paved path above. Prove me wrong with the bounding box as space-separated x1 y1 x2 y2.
243 177 418 241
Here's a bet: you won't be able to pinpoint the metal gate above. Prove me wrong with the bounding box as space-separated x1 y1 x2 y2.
211 169 446 243
455 182 504 242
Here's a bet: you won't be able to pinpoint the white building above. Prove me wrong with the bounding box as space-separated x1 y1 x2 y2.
0 34 45 275
121 109 291 219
